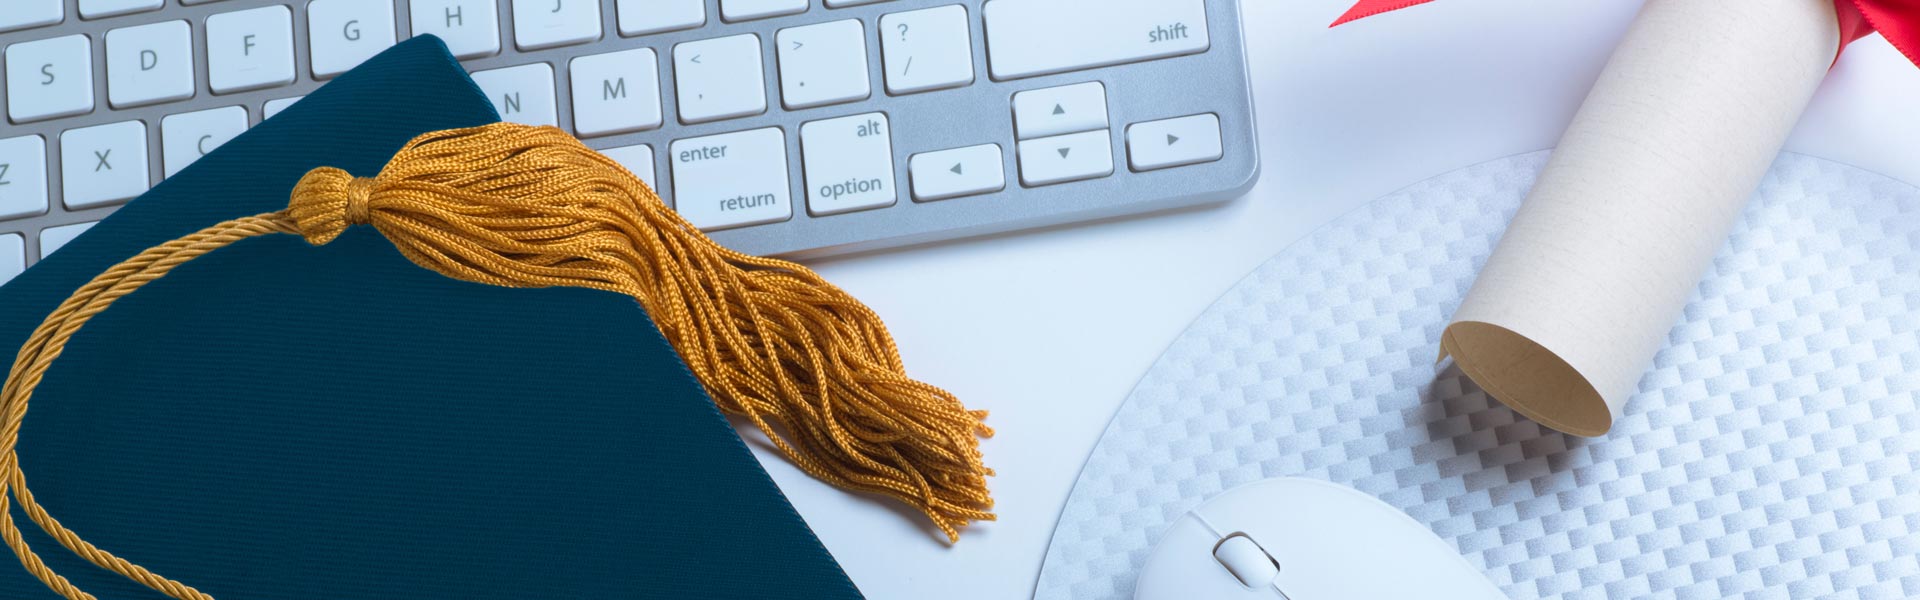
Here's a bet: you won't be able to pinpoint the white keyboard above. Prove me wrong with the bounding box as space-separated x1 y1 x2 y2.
0 0 1258 286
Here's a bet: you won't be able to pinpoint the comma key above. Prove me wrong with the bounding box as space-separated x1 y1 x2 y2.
670 128 793 231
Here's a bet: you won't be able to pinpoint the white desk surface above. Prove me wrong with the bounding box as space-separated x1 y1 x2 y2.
747 2 1920 597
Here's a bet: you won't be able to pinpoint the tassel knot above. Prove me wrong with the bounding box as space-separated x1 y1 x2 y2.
287 166 375 246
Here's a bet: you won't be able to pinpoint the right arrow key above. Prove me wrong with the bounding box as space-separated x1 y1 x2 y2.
1126 113 1223 172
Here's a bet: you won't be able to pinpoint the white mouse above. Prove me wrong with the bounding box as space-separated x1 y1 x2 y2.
1135 477 1507 600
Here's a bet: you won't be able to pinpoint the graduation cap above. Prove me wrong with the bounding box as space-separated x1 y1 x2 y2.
0 38 989 599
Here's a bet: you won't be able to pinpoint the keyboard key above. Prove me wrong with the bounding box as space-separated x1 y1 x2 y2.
1126 113 1221 171
61 121 149 210
39 222 96 258
161 106 248 177
4 35 94 123
206 6 296 93
617 0 704 36
1012 82 1107 139
777 19 870 109
263 96 304 119
0 234 22 286
471 63 557 126
801 113 895 216
670 128 791 231
511 0 602 50
0 136 49 220
569 48 662 136
598 144 658 197
879 5 974 94
721 0 807 22
105 20 195 109
909 143 1003 201
983 0 1209 80
411 0 501 59
79 0 161 19
1017 129 1111 186
673 34 767 124
825 0 891 6
0 0 62 34
308 0 397 78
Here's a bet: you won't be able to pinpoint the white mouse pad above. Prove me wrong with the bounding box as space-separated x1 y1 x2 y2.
1035 152 1920 599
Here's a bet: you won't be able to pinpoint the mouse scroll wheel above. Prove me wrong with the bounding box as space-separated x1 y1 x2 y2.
1213 533 1281 589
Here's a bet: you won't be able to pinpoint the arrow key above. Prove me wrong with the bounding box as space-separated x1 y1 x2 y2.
1126 113 1223 172
1017 130 1112 187
1012 81 1108 139
911 144 1005 201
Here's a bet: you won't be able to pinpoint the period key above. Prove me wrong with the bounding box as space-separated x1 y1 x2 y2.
670 127 793 231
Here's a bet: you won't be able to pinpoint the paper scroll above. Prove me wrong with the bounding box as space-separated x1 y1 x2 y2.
1441 0 1841 436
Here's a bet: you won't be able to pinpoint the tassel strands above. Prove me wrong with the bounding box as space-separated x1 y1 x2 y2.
0 123 993 600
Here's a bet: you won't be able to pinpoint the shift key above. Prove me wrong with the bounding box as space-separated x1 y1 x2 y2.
671 127 793 231
983 0 1209 80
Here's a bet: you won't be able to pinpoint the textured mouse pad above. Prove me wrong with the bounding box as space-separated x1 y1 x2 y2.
1035 152 1920 599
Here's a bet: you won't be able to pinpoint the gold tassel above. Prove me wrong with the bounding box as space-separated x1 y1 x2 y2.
0 123 992 600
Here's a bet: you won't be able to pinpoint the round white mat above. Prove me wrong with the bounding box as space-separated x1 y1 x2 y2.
1035 151 1920 599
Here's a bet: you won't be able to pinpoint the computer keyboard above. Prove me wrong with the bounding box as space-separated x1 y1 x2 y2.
0 0 1258 285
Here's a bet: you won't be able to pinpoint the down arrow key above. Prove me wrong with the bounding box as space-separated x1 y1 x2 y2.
1017 130 1112 187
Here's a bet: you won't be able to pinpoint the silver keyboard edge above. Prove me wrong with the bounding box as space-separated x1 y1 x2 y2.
0 0 1260 262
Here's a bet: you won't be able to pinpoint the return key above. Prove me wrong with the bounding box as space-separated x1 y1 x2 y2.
671 127 794 231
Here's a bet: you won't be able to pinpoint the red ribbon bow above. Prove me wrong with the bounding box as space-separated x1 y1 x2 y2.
1332 0 1919 67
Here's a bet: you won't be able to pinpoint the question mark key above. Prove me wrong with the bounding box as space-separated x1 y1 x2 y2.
878 5 976 94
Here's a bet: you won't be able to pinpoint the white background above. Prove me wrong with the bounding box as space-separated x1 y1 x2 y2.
745 1 1920 597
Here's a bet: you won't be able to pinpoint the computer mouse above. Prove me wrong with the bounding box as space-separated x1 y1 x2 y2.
1134 477 1507 600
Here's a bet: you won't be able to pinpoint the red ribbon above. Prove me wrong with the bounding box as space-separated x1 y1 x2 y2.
1331 0 1920 67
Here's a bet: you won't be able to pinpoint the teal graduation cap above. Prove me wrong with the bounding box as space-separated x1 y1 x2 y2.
0 38 989 599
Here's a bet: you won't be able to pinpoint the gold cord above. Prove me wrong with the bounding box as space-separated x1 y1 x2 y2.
0 123 993 599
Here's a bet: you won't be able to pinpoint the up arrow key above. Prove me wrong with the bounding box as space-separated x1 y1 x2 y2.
1012 82 1109 139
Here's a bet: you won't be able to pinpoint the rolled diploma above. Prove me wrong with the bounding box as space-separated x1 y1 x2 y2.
1440 0 1840 436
